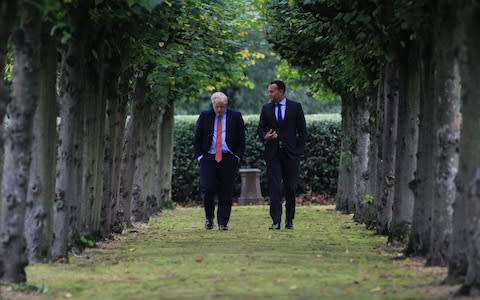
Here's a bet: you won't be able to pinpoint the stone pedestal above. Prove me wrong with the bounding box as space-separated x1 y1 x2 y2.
238 168 263 205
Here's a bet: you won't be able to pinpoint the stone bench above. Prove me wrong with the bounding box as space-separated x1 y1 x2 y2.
238 168 264 205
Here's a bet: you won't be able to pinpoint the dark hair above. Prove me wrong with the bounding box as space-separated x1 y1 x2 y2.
269 80 286 93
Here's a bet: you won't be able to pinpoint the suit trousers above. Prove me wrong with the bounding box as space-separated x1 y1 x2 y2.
266 150 300 224
199 153 238 226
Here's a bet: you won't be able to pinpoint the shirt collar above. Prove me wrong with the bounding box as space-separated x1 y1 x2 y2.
278 98 286 106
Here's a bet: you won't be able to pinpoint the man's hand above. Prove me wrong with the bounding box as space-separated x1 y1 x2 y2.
264 129 278 141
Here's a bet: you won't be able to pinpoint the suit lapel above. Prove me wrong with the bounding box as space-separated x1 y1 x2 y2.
207 110 215 137
283 99 290 126
225 109 231 140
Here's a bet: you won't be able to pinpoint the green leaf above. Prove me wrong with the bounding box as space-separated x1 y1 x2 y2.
343 12 356 23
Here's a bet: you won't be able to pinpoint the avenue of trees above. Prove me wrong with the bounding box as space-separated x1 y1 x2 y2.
0 0 262 283
264 0 479 296
1 0 480 297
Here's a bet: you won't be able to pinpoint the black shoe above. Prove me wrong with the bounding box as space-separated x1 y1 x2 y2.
205 219 213 230
218 225 228 231
269 223 280 230
285 221 294 229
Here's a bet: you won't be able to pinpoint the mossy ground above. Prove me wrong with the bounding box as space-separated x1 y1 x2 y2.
0 205 467 299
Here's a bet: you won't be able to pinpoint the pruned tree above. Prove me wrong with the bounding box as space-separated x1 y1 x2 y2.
0 0 43 283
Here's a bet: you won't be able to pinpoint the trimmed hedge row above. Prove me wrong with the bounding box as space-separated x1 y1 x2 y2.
172 114 341 204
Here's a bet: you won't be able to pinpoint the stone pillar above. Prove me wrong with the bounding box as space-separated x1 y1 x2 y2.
238 168 263 205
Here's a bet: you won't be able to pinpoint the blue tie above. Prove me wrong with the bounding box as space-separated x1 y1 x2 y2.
276 103 283 125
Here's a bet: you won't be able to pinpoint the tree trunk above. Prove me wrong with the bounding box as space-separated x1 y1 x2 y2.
118 71 149 227
376 61 399 235
78 42 106 238
158 101 174 208
0 0 18 196
363 76 385 229
0 3 41 283
457 3 480 295
352 97 370 223
146 104 160 217
155 110 164 208
336 96 354 213
406 40 435 257
52 7 89 261
131 100 150 223
463 171 480 295
24 26 57 264
389 45 420 245
111 73 129 234
131 99 160 221
427 0 461 267
101 76 120 238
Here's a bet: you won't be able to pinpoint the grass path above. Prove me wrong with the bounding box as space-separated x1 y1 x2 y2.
1 205 462 299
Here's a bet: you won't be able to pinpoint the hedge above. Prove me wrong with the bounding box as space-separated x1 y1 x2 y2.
172 114 341 204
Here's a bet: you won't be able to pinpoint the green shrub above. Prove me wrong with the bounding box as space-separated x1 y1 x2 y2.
172 114 341 204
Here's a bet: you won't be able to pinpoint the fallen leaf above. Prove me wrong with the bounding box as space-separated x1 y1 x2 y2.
403 258 413 266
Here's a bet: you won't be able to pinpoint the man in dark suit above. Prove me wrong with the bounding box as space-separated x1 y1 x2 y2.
193 92 245 231
257 80 307 230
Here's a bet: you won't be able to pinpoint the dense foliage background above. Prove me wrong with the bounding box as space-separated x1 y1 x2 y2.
172 114 341 204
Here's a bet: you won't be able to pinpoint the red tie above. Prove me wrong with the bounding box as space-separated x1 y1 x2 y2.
215 116 222 162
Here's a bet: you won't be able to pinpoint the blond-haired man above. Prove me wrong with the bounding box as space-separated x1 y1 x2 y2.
193 92 246 230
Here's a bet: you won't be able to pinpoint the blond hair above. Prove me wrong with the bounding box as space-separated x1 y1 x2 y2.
210 92 228 105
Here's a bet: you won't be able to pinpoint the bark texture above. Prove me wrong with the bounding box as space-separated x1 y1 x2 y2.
352 97 370 224
101 76 123 238
24 28 57 263
0 4 41 282
428 0 461 267
78 41 106 238
131 100 151 222
376 61 399 235
118 71 149 227
459 2 480 295
448 2 469 282
110 73 129 234
52 6 89 261
158 102 175 209
336 97 354 213
389 45 420 245
406 39 435 256
361 91 380 228
0 0 18 196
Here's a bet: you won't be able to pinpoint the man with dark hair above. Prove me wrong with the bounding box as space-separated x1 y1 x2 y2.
257 80 307 230
194 92 246 231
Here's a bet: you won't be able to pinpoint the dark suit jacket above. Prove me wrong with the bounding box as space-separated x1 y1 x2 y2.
193 108 246 161
257 99 307 161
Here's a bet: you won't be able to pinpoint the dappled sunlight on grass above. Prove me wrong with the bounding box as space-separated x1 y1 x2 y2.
2 205 462 299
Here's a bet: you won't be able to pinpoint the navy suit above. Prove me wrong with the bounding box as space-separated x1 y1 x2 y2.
257 99 307 225
193 109 245 226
